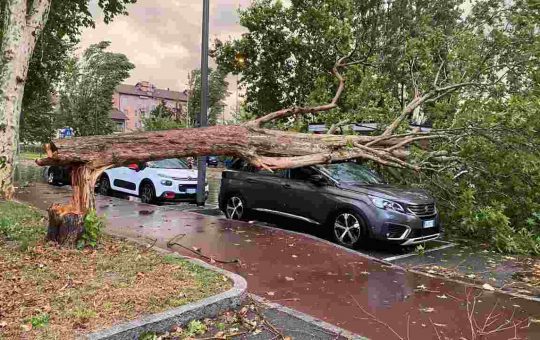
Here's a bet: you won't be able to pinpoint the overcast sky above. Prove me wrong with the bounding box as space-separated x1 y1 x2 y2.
80 0 252 115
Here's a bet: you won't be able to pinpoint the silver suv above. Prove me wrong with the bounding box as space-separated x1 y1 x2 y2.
218 161 440 248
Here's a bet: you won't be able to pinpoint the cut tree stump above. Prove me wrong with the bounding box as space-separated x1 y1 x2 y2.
47 203 85 247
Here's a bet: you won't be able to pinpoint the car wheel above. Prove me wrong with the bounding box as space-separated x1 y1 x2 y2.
225 195 248 220
47 168 60 186
140 182 156 204
332 211 366 248
98 175 111 196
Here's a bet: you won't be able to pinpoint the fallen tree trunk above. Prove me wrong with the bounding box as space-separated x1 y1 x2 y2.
36 126 409 169
36 57 468 244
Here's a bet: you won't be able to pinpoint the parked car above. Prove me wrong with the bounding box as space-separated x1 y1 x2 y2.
46 159 208 204
98 158 208 204
207 156 219 167
219 160 440 248
44 165 71 186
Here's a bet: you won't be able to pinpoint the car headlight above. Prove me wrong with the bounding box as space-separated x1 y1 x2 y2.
160 180 173 186
369 196 405 213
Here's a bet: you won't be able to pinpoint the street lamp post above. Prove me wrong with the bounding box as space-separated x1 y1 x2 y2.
196 0 210 206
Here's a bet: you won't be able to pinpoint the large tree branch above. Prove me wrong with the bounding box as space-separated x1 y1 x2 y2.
245 57 348 128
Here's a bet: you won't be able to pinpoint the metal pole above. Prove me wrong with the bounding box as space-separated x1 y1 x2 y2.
196 0 210 206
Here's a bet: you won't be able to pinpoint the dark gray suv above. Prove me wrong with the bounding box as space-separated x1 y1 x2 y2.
218 160 440 248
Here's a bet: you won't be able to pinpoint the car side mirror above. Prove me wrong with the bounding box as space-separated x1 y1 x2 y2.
308 174 326 185
128 163 140 172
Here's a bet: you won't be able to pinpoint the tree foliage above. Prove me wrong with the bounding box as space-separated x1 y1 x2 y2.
0 0 137 144
56 41 134 136
187 68 229 126
142 101 185 131
215 0 540 253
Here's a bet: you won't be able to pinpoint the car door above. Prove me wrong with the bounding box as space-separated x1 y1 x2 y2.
249 169 289 212
234 164 285 211
108 163 143 195
278 167 333 224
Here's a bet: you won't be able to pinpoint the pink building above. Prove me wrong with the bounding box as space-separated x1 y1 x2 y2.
111 81 188 132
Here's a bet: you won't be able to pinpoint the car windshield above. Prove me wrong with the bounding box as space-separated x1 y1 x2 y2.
318 162 384 185
146 158 188 169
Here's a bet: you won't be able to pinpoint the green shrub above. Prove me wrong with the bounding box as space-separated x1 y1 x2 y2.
77 210 104 249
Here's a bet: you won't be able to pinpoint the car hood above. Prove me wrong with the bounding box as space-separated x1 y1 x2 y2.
153 168 198 180
338 183 433 205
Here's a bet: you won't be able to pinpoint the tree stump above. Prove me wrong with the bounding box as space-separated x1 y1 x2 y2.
47 203 85 247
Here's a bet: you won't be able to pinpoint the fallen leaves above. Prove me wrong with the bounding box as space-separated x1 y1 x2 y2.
0 237 231 339
481 283 495 291
284 276 295 281
419 307 435 313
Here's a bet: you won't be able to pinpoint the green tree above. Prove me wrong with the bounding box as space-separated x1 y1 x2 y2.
142 101 185 131
187 68 229 126
0 0 137 198
57 41 134 136
215 0 540 253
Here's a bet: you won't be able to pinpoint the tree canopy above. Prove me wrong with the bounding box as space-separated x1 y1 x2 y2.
0 0 137 144
215 0 540 253
142 101 186 131
187 68 229 126
56 41 134 136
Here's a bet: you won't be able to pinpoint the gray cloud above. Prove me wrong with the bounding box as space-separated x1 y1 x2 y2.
80 0 252 117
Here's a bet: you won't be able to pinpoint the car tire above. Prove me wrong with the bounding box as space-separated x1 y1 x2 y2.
224 194 249 220
140 182 156 205
330 210 366 248
98 175 111 196
46 168 59 186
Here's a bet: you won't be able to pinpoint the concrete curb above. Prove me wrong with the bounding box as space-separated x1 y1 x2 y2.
85 234 247 340
249 294 368 340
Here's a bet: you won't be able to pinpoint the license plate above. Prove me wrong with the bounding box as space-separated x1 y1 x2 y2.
186 189 196 194
423 220 435 228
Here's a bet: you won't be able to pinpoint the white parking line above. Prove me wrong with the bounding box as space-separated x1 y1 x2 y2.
383 242 456 262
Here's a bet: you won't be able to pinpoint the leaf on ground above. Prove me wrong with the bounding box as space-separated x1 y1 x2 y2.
466 274 476 279
482 283 495 291
252 329 262 335
419 307 435 313
192 246 201 252
285 276 295 281
266 291 275 296
416 284 427 290
292 255 298 258
436 294 448 299
433 323 447 327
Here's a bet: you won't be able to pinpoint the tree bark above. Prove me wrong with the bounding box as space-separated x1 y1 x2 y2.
47 203 85 247
0 0 52 199
36 125 410 168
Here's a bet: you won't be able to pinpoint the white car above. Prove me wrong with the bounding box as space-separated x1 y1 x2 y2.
97 158 208 204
